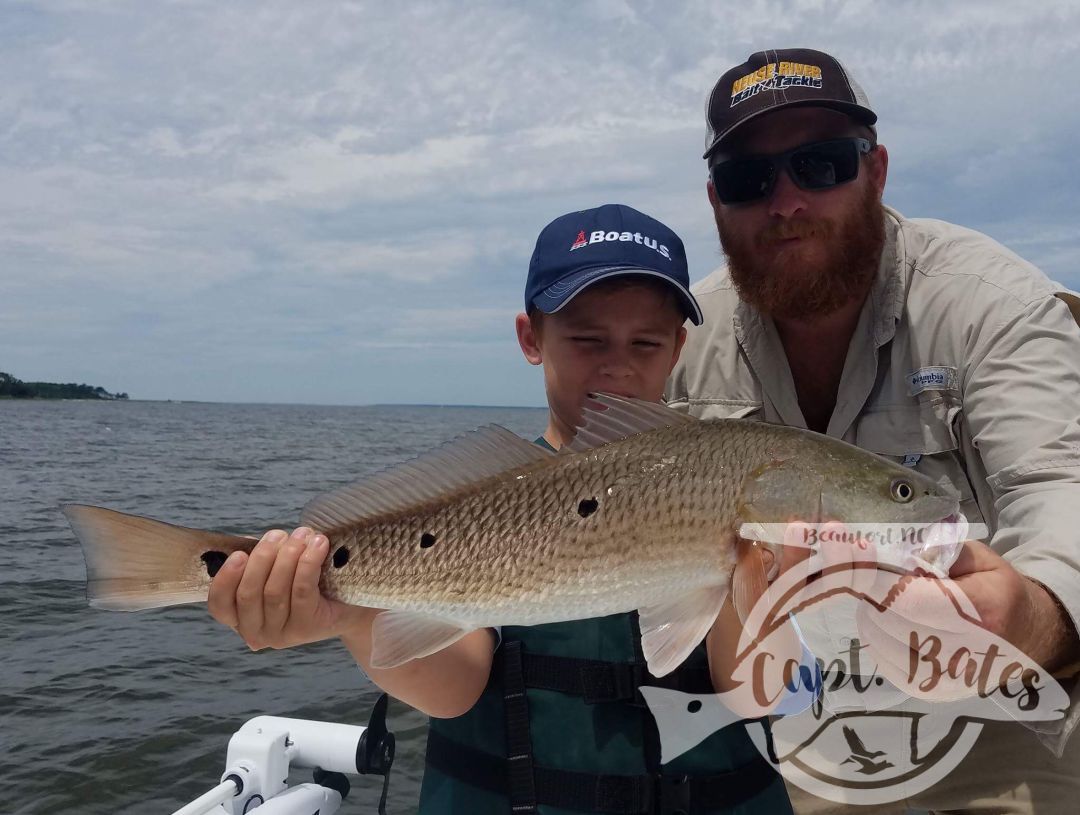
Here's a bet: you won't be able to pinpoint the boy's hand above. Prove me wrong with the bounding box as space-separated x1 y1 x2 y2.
208 527 372 651
208 529 496 718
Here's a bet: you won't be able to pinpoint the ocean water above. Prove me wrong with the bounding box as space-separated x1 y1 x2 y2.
0 399 548 814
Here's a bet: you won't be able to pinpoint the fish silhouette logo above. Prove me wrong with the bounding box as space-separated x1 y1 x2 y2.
570 230 588 250
641 523 1070 806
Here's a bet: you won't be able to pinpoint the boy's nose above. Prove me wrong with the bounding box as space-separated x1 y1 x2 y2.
598 353 634 379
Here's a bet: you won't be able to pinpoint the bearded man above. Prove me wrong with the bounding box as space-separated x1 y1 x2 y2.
667 48 1080 814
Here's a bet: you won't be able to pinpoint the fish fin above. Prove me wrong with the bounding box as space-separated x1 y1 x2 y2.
301 426 553 530
637 585 727 678
369 610 471 669
61 504 254 610
564 393 697 454
732 538 772 625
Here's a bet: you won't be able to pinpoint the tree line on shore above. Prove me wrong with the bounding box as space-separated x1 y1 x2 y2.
0 371 128 400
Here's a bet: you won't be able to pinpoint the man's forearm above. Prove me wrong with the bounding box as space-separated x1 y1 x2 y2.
1028 578 1080 677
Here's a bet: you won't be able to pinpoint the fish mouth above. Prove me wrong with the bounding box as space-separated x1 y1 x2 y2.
907 511 969 573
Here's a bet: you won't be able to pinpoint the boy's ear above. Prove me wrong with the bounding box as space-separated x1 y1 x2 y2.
516 312 543 366
668 326 688 373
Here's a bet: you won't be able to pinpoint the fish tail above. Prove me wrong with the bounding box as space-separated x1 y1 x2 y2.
62 504 255 611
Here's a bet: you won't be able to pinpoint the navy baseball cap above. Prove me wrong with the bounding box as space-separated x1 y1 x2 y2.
524 204 703 325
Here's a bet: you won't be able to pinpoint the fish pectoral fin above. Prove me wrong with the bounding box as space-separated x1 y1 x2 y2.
637 586 727 678
369 610 471 669
732 538 772 625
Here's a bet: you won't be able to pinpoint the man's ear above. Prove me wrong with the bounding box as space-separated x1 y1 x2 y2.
706 177 721 211
868 143 889 198
515 312 543 366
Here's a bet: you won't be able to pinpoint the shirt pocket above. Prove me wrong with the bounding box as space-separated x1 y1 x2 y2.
853 400 985 528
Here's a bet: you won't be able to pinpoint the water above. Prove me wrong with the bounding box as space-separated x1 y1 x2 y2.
0 400 548 814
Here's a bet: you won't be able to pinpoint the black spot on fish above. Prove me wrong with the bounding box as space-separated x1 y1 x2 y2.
201 551 228 578
333 546 350 568
577 498 599 518
420 532 436 549
687 700 702 714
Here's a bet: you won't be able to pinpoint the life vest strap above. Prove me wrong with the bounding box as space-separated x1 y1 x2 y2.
425 728 780 814
517 652 715 706
503 640 539 814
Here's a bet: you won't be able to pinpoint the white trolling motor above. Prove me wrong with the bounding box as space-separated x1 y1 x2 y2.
172 694 395 815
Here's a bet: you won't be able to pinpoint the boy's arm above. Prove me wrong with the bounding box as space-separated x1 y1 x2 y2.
208 527 494 719
708 591 803 699
705 537 808 714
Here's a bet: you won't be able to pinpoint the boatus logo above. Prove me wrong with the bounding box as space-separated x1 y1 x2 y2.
569 229 671 260
731 61 822 107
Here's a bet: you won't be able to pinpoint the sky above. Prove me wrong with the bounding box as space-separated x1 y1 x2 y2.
3 0 1078 407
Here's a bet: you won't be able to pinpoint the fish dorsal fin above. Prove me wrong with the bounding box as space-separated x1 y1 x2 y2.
300 425 554 530
564 394 697 454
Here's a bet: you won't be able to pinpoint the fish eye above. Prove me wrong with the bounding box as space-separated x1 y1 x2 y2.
890 479 915 503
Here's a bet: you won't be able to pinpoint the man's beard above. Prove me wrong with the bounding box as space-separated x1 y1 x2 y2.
716 181 886 320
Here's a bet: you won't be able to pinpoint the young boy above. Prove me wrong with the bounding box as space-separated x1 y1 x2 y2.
207 204 794 814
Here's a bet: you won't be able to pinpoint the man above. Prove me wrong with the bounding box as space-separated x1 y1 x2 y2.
666 48 1080 814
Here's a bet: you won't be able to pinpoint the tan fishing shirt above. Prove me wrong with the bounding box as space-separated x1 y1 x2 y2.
666 206 1080 750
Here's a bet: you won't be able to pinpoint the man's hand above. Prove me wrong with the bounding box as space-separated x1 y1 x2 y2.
208 527 372 651
856 539 1080 699
950 541 1080 674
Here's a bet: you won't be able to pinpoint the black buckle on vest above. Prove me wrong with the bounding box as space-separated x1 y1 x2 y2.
580 661 649 706
652 773 691 815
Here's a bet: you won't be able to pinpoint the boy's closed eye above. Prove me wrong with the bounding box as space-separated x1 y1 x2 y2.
569 336 666 350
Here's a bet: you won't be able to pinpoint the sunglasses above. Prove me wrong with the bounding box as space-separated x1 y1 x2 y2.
710 137 874 205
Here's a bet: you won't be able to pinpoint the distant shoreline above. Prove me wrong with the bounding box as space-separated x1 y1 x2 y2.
0 371 128 401
0 393 546 409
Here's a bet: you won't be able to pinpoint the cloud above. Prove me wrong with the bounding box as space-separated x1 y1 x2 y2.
214 133 492 206
279 235 480 283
